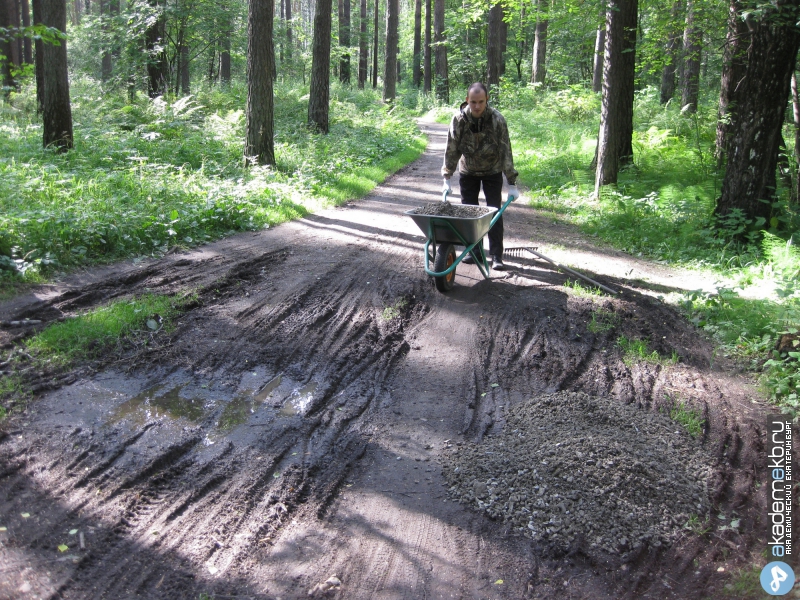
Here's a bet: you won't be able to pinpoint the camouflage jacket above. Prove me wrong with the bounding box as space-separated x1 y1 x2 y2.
441 103 518 184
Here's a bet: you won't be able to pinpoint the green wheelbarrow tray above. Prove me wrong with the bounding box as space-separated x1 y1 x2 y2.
405 192 516 291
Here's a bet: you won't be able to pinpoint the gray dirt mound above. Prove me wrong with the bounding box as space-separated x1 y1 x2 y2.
409 202 493 218
442 391 714 559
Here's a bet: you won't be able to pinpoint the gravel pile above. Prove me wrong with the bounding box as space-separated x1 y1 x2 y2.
409 202 493 218
442 391 713 558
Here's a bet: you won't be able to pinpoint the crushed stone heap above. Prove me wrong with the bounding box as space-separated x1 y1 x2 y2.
408 202 493 218
442 391 713 558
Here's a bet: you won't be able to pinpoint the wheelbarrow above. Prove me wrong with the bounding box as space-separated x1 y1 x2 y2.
405 190 516 292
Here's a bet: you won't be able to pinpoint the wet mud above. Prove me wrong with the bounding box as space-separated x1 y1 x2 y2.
0 121 778 600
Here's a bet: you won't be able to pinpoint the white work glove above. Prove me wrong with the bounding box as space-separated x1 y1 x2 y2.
508 185 520 200
443 178 452 194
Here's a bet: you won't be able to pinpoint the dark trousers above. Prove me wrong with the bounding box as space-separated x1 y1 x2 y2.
459 172 504 259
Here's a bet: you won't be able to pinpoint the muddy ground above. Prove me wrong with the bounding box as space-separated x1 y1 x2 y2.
0 121 783 600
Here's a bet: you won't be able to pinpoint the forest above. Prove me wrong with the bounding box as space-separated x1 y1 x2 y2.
1 0 799 597
3 0 796 411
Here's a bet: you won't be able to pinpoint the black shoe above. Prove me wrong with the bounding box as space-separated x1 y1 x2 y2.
491 256 506 271
462 252 475 265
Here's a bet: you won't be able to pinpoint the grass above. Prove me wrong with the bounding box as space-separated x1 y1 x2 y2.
563 278 605 298
494 81 798 412
667 396 705 437
587 307 618 333
683 514 711 535
617 336 679 367
26 293 186 364
0 293 190 420
0 78 425 280
723 565 770 599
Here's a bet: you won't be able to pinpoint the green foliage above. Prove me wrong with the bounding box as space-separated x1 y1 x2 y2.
617 336 678 367
563 278 603 298
381 298 408 320
27 293 186 364
722 565 770 599
0 294 182 415
587 307 618 333
683 514 711 536
0 79 424 278
667 396 705 438
681 276 799 410
0 374 24 413
511 84 798 411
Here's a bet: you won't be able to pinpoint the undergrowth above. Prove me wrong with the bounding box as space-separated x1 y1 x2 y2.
665 395 705 438
0 79 425 281
618 336 679 367
495 82 798 412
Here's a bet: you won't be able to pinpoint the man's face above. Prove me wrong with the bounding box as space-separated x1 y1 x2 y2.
467 89 487 118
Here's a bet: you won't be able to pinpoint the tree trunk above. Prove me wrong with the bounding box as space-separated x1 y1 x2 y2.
220 28 231 84
423 0 431 93
383 0 398 100
180 41 190 95
245 0 275 164
487 2 503 89
1 0 17 89
145 0 167 97
32 0 43 110
531 0 547 85
793 70 800 203
100 0 112 80
279 0 284 64
499 14 506 78
433 0 447 101
72 0 78 23
592 27 604 92
371 0 378 88
412 0 421 87
659 0 682 104
4 0 22 69
308 0 332 131
680 0 701 112
358 0 366 88
594 0 637 192
285 0 292 59
40 0 73 150
715 1 800 225
20 0 31 64
715 0 747 166
778 133 793 194
338 0 350 83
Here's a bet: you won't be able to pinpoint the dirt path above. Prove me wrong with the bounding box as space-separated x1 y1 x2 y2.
0 122 775 600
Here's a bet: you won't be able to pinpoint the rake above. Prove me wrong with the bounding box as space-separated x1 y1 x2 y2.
505 246 619 296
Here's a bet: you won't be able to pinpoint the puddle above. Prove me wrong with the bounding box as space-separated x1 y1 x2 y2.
111 384 209 425
253 374 282 402
279 382 318 417
110 371 310 430
218 395 255 430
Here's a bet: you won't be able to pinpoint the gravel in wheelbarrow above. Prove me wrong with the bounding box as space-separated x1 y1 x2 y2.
408 202 493 218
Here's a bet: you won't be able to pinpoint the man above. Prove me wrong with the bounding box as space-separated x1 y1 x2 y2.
442 82 520 270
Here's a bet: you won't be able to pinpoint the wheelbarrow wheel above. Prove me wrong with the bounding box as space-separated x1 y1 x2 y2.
434 243 457 292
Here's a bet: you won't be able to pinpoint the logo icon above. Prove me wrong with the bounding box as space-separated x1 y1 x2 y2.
761 562 795 595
